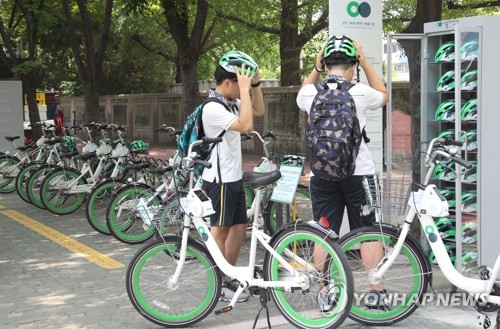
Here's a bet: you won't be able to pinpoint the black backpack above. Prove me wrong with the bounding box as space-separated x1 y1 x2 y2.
306 79 363 181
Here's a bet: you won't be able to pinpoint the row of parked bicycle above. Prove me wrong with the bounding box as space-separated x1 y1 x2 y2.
0 121 310 245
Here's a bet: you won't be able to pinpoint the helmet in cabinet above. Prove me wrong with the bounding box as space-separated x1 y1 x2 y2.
435 100 456 121
461 99 478 121
460 130 477 151
460 39 479 61
461 70 477 91
437 70 456 91
435 41 455 62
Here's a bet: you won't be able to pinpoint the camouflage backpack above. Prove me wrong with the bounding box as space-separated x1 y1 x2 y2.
306 79 362 181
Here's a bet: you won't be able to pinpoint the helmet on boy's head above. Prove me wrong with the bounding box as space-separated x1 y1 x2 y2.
461 70 477 91
461 99 478 121
435 41 455 62
437 70 456 91
435 100 456 121
219 50 258 75
323 35 358 65
461 39 479 61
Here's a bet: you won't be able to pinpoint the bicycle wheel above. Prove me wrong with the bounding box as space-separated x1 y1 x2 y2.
106 184 159 244
264 224 353 329
26 164 60 209
40 167 87 215
85 179 125 234
15 161 45 203
338 225 429 325
0 155 21 193
264 184 312 235
126 235 221 328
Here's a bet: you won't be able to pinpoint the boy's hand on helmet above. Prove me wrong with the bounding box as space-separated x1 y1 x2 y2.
235 63 254 91
353 40 367 66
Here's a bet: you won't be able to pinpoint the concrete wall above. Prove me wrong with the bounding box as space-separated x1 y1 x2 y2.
60 83 410 157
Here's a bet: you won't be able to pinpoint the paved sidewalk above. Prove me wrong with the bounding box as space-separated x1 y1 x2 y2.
0 189 490 329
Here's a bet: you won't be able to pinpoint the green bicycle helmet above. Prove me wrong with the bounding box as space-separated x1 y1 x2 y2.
435 217 455 231
429 244 456 265
462 251 479 273
460 39 479 62
130 140 149 153
62 136 77 148
435 41 455 62
433 161 457 181
461 163 477 184
461 192 477 213
461 70 477 91
461 99 477 121
437 70 456 91
461 130 477 151
435 100 456 121
322 35 358 65
461 222 477 244
219 50 258 75
438 188 456 208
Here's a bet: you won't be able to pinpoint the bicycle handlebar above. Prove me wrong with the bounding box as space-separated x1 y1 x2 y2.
425 137 472 169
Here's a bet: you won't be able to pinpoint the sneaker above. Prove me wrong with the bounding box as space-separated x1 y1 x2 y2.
318 283 338 312
220 280 249 303
365 289 392 311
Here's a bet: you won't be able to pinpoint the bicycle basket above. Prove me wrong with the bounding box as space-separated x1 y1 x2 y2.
362 174 412 223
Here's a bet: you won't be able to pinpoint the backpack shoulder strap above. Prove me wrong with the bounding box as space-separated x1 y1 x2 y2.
198 97 232 139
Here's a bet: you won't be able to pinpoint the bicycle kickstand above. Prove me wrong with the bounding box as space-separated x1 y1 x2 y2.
252 287 272 329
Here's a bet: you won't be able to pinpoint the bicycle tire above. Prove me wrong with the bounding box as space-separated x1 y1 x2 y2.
264 184 312 235
264 223 353 329
26 164 60 209
126 235 221 328
15 161 45 203
338 225 430 325
85 178 126 235
40 167 87 215
0 155 21 193
106 184 160 244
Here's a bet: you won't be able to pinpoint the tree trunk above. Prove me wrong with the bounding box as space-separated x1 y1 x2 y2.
21 76 42 140
179 53 202 118
280 43 302 87
279 0 301 86
82 82 104 124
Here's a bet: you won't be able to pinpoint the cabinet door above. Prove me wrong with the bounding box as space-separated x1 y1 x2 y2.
424 26 481 274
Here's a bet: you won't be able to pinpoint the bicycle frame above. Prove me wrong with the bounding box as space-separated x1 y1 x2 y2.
373 138 500 306
170 184 312 308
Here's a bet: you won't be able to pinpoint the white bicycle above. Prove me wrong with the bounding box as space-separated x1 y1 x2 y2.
125 137 354 329
339 136 500 328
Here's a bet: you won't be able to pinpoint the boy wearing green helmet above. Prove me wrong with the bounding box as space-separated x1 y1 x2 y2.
297 35 389 310
201 50 264 303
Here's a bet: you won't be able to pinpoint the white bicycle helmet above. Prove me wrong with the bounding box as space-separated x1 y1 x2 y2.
437 70 456 91
461 130 478 152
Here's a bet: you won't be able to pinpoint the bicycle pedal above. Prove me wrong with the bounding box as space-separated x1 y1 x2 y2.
214 305 233 315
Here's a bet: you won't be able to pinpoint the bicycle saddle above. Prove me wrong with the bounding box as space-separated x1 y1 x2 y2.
242 170 281 190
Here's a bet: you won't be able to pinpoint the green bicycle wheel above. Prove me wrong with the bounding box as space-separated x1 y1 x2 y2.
126 235 221 328
15 161 45 203
26 164 60 209
338 225 429 325
264 185 312 235
106 184 159 244
85 179 125 234
0 155 21 193
264 223 353 329
40 167 87 215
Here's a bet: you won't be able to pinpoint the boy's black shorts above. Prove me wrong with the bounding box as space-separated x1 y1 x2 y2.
203 179 248 227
